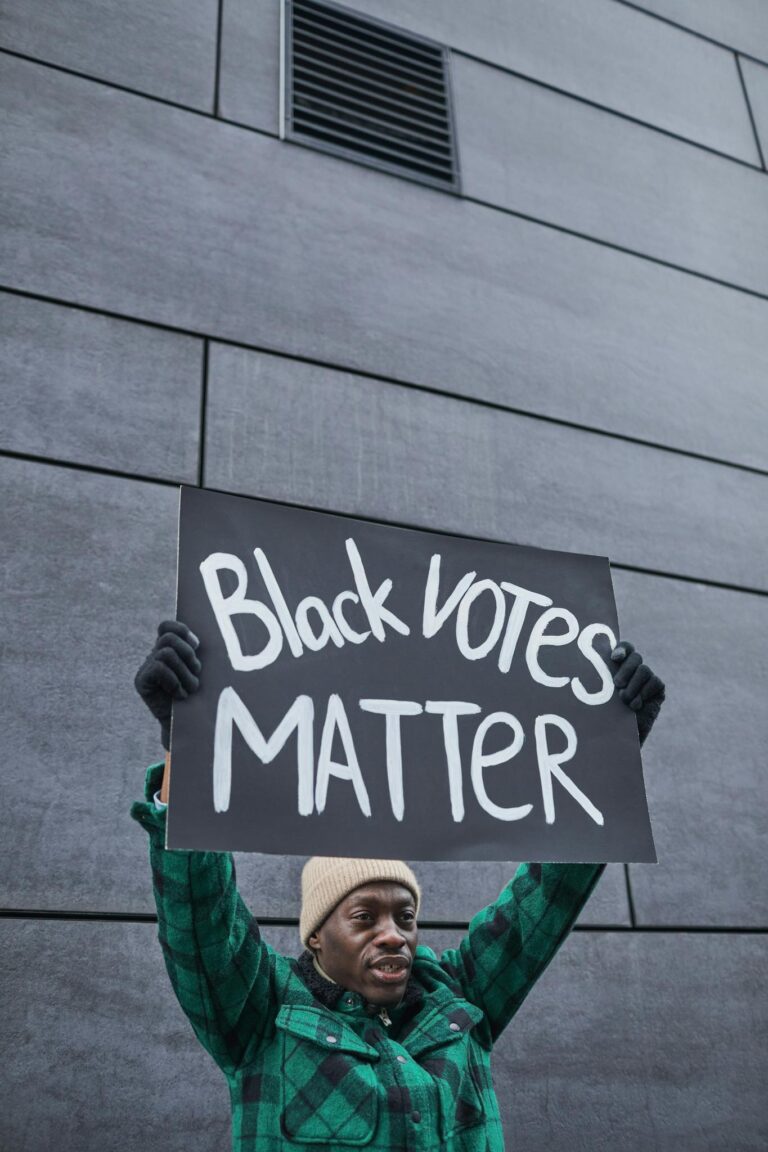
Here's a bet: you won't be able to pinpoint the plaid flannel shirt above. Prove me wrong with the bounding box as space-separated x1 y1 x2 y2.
131 762 605 1150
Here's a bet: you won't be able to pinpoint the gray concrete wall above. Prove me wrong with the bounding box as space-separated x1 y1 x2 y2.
1 2 765 1149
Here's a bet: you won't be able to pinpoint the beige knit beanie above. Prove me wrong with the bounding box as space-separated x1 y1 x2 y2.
299 857 421 948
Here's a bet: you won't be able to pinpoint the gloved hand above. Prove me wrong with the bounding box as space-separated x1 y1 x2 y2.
610 640 665 746
134 620 202 750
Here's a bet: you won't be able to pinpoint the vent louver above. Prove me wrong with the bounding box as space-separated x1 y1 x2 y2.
285 0 459 191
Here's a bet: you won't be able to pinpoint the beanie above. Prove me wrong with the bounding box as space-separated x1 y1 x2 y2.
299 857 421 948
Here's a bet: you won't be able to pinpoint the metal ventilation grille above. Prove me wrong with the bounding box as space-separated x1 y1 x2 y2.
285 0 459 191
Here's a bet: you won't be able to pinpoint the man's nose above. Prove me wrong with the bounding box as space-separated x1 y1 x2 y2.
374 917 407 945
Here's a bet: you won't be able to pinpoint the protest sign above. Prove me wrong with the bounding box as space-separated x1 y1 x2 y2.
167 486 656 861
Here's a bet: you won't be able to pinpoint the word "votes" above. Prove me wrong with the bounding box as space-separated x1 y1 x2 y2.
200 541 617 703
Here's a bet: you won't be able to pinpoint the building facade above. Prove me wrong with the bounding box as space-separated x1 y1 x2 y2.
1 1 767 1148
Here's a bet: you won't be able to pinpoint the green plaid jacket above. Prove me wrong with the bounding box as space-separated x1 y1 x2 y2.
131 762 605 1151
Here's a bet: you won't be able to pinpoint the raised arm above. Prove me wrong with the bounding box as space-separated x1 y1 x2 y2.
438 639 666 1044
438 860 605 1044
132 622 280 1075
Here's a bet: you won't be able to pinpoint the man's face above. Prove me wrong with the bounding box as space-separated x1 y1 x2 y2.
308 881 418 1006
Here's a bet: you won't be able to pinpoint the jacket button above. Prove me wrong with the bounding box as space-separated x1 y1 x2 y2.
449 1022 461 1031
411 1111 421 1123
396 1055 407 1063
326 1035 338 1044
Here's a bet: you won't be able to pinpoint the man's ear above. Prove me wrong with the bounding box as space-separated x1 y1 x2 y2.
308 931 320 953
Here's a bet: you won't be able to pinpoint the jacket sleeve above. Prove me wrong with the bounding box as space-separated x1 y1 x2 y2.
438 861 605 1044
130 762 279 1076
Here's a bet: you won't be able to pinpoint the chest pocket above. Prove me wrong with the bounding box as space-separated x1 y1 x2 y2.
406 1000 488 1142
276 1005 380 1146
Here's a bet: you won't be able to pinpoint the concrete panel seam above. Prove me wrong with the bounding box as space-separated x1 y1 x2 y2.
2 909 768 933
2 447 767 600
736 53 768 170
213 0 223 117
451 46 764 173
608 559 768 601
4 286 768 484
6 50 768 299
612 0 768 69
458 190 768 306
6 49 768 302
0 446 183 489
0 45 218 128
623 863 638 927
198 340 210 488
3 38 765 182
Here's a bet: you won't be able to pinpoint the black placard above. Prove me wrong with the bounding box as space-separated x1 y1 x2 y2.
167 487 656 862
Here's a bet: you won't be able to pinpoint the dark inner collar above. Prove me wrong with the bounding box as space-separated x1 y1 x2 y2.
296 948 424 1013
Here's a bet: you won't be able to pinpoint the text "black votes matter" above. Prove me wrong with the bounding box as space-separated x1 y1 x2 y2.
197 538 619 826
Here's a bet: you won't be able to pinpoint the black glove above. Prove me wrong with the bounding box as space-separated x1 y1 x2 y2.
610 640 665 746
134 620 202 750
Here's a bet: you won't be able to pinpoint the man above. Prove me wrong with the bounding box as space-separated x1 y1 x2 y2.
133 620 665 1150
